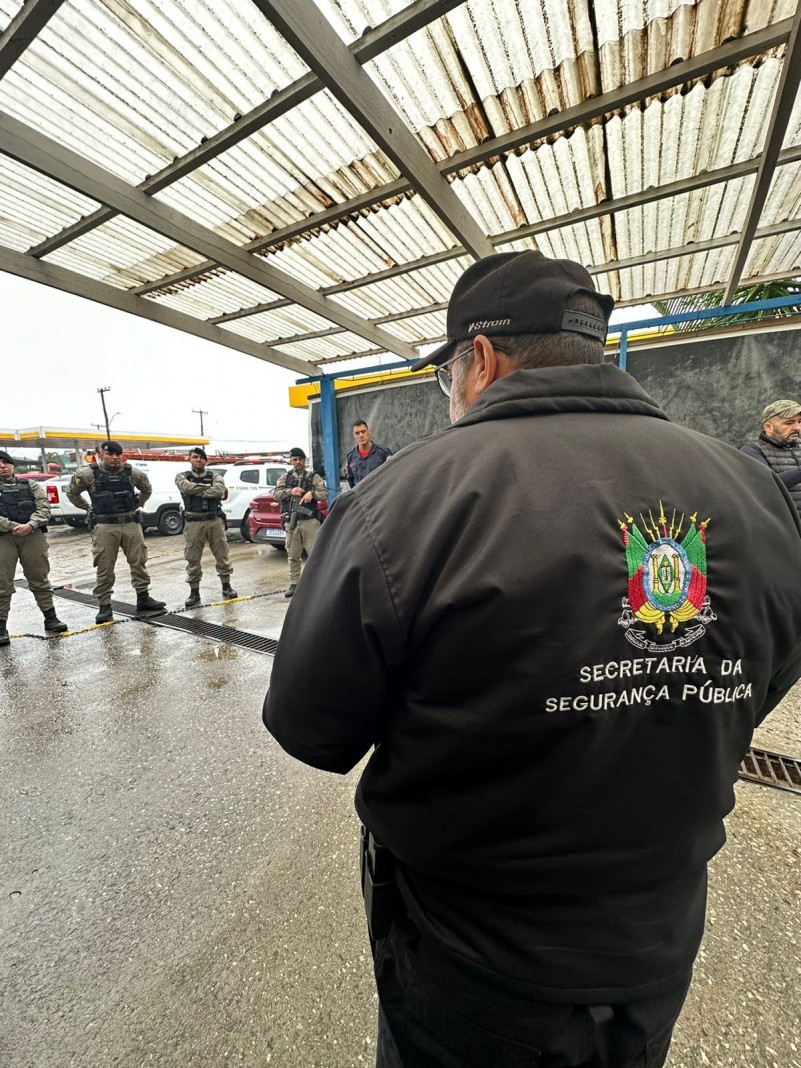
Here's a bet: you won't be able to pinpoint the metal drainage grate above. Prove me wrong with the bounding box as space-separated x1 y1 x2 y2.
738 748 801 795
15 581 281 656
146 612 279 655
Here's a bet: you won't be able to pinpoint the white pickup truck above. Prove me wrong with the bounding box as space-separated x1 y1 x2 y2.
207 460 286 541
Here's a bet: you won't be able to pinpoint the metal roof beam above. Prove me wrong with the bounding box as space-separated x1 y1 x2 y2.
170 147 801 328
28 0 463 258
723 7 801 302
253 0 494 259
442 19 794 174
122 20 797 304
0 110 419 361
0 0 67 79
615 271 801 309
258 215 801 349
0 245 317 375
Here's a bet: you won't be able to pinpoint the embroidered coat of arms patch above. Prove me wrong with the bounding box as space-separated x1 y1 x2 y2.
618 502 716 653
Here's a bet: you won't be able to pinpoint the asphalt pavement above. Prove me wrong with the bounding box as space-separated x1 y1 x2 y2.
1 526 799 1067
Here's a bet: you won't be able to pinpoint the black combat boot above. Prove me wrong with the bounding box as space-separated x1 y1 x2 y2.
43 608 68 634
0 619 9 647
95 604 113 624
284 584 297 598
221 583 238 600
185 587 201 608
136 590 167 616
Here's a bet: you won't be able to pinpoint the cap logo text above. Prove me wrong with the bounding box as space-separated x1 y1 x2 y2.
467 318 511 333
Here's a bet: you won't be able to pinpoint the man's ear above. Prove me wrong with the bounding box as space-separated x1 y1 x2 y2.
472 335 507 396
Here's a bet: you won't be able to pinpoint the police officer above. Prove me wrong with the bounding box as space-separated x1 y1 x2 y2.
175 447 237 607
67 441 166 623
0 450 67 645
272 447 327 598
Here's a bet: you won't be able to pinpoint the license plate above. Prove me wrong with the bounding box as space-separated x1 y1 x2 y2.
256 527 285 542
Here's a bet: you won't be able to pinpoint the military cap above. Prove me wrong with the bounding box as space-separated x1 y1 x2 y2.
100 440 124 454
0 449 17 464
761 400 801 424
289 447 306 459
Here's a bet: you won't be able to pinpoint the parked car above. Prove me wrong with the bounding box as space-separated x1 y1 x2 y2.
247 489 329 548
207 461 286 542
45 475 88 527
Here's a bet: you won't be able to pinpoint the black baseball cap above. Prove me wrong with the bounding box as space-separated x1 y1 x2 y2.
100 440 123 454
0 449 16 464
411 250 615 371
289 447 306 459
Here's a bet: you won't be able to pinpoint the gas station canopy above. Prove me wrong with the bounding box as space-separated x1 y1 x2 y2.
0 427 209 451
1 0 800 379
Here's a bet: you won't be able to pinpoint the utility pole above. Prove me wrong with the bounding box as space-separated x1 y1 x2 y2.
97 387 112 439
192 408 208 436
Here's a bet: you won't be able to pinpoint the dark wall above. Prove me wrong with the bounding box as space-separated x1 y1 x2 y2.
626 327 801 447
309 326 801 471
311 381 451 476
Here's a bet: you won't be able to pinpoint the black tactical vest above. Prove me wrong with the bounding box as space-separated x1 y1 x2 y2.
89 463 139 515
181 471 221 516
280 469 318 519
751 435 801 516
0 477 36 524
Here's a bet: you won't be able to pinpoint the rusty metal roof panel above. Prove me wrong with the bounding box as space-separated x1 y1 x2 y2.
155 91 400 245
0 0 310 185
203 301 345 345
143 272 282 319
614 247 737 303
328 255 474 321
42 217 208 289
0 155 100 251
746 233 801 278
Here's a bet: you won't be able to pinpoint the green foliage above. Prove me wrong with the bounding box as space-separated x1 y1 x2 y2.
653 279 801 332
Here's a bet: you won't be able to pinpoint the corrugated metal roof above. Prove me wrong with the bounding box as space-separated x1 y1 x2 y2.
0 0 800 372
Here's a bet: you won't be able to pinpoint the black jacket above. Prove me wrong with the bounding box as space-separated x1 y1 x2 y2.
264 364 801 1001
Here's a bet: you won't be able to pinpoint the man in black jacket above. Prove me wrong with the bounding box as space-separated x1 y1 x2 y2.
263 251 801 1067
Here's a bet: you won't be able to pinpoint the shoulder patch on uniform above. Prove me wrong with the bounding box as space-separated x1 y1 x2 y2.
617 501 715 653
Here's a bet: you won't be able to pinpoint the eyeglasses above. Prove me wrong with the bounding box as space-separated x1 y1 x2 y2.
435 347 473 397
435 342 511 397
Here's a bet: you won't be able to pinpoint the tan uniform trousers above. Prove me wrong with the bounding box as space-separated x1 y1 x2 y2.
183 516 232 585
0 530 55 618
92 520 151 603
286 517 320 585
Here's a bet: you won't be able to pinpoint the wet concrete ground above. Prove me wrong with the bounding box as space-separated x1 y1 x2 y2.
1 526 799 1067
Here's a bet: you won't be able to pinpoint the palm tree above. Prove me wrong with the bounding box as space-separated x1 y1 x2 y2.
653 278 801 333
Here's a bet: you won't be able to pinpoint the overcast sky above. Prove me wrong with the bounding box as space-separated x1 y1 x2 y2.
1 272 310 454
2 271 652 459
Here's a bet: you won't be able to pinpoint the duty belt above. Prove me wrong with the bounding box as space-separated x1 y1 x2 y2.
94 513 137 524
185 513 220 522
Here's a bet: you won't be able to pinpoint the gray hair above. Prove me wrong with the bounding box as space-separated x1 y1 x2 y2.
491 293 608 369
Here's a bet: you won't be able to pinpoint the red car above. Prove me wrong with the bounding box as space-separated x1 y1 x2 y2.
248 490 329 548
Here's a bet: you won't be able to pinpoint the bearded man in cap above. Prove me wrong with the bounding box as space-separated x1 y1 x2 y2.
272 448 327 598
67 441 166 622
263 251 801 1067
0 450 68 645
740 399 801 516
